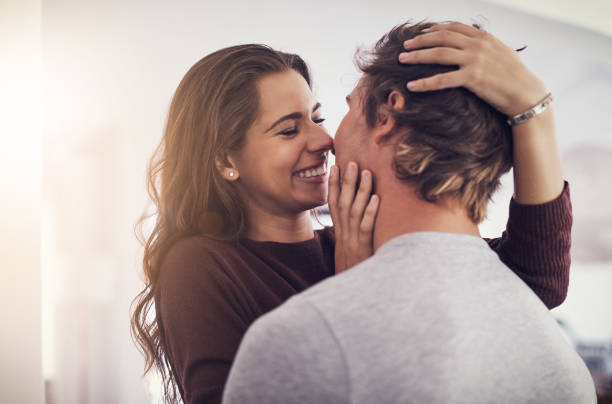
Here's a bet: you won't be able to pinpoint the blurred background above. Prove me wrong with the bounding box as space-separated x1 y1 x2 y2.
2 0 611 403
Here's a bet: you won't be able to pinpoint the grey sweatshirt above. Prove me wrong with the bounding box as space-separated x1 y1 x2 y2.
223 232 596 404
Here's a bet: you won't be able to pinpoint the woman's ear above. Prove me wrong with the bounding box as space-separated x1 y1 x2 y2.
373 90 405 146
215 155 240 181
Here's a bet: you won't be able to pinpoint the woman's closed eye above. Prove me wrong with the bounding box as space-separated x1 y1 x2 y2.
278 118 326 136
279 127 298 136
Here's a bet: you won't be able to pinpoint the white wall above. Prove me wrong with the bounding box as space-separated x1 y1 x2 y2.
0 1 44 403
483 0 612 37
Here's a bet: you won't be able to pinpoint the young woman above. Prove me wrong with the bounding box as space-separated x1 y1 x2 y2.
131 22 571 404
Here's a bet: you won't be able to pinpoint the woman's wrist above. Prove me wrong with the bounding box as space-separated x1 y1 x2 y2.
507 77 549 116
511 105 564 205
507 93 553 126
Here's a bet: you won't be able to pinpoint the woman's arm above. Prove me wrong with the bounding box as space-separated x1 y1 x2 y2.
400 22 570 308
492 85 569 309
484 183 572 308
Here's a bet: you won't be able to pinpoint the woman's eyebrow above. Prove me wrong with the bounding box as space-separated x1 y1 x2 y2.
265 102 322 133
265 112 302 133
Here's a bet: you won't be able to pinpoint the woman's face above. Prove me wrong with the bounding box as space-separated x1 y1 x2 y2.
232 69 332 215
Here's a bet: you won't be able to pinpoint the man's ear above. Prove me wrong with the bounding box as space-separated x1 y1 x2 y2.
215 154 240 181
373 90 405 146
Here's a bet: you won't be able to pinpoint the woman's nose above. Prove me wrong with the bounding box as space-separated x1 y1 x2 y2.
308 124 333 153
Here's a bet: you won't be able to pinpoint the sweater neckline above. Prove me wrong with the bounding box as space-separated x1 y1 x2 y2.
377 231 487 258
238 229 323 248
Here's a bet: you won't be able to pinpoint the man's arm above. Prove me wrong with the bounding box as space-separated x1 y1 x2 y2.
223 298 348 404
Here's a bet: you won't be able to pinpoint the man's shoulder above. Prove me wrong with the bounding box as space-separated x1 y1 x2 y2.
302 252 381 294
248 295 324 337
247 275 359 344
225 287 349 403
284 253 394 322
237 294 342 368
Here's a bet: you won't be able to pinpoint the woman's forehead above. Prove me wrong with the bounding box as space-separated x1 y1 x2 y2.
256 70 316 117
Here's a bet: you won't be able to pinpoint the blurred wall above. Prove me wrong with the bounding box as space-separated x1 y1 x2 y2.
0 1 44 403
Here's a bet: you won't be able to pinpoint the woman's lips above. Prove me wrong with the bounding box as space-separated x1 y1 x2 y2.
292 162 328 184
293 171 328 184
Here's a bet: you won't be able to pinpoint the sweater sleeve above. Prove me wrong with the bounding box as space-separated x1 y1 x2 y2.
485 181 572 309
223 299 349 404
156 237 250 404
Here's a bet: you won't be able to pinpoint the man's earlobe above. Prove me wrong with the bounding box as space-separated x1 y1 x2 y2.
373 110 396 146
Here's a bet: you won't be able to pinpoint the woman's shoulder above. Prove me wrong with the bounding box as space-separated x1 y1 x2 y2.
155 235 249 338
164 234 238 263
159 234 241 288
166 234 238 259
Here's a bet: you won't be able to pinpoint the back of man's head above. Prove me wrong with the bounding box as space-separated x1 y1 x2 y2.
357 21 513 223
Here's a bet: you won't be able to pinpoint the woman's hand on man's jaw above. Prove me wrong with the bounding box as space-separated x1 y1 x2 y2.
328 161 379 274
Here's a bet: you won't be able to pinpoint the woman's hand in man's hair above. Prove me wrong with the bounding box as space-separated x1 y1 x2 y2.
398 21 549 117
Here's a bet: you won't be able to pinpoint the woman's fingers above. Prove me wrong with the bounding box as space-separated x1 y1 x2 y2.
398 28 475 94
402 29 472 52
348 170 373 243
327 164 341 228
358 194 379 248
406 71 465 92
337 162 358 239
424 21 486 38
398 21 547 115
399 47 470 67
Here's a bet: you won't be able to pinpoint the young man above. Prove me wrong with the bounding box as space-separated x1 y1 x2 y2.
222 21 596 404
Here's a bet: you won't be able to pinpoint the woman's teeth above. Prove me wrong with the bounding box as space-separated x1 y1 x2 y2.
294 165 326 178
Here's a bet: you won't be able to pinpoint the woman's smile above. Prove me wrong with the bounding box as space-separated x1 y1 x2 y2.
292 160 328 183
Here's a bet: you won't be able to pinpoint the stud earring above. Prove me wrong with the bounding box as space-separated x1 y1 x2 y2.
229 171 235 178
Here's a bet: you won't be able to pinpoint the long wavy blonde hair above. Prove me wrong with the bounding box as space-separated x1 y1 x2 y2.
130 44 311 403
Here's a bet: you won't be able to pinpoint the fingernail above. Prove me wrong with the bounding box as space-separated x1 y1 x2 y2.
361 170 369 181
398 52 411 62
371 194 379 204
330 165 336 176
403 39 414 48
348 162 357 175
407 81 418 90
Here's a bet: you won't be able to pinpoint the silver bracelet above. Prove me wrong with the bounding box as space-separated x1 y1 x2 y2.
506 93 553 126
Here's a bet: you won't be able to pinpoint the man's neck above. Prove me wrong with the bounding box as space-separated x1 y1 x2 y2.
244 203 314 243
373 182 481 252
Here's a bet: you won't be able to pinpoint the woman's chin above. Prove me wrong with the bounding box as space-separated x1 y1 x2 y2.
298 195 327 212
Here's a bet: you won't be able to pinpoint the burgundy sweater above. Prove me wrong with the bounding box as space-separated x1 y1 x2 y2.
155 183 572 404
